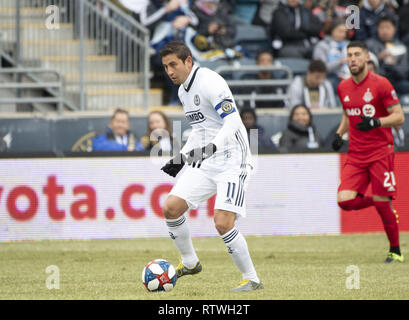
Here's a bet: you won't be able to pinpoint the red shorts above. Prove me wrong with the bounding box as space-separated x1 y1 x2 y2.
338 153 397 199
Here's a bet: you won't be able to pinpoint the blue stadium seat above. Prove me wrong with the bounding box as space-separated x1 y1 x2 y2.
233 0 259 24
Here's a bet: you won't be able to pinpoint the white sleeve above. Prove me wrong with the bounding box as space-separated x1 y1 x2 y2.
203 73 242 150
180 129 196 155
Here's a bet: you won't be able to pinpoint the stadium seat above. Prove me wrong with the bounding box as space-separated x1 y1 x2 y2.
234 24 270 59
275 58 310 76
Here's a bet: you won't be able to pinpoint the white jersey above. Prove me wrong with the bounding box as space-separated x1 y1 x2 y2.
178 65 252 172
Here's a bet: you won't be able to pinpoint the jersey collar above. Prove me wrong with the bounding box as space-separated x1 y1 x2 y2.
183 64 200 92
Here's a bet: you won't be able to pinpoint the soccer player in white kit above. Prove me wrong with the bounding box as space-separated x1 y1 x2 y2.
159 41 263 291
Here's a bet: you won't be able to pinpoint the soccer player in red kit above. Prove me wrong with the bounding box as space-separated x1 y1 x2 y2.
332 41 405 263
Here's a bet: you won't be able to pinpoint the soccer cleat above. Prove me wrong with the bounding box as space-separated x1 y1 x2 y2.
384 252 404 263
231 280 264 292
175 261 202 278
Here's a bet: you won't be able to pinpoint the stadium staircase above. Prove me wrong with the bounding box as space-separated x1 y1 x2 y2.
0 0 161 112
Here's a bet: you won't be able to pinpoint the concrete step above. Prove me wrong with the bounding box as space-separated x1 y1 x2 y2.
85 88 162 110
0 22 74 41
65 83 140 92
64 72 140 85
21 40 99 59
41 55 117 74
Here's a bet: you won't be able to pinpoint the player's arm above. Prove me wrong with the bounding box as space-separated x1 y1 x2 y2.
357 82 405 131
183 99 240 168
379 103 405 128
336 109 349 136
332 109 349 151
356 104 405 131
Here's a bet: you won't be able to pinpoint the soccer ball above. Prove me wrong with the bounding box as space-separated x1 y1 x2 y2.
142 259 177 292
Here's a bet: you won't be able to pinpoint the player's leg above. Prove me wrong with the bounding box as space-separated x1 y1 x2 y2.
214 209 263 291
163 195 201 273
164 168 216 276
213 169 262 291
370 154 403 263
337 161 373 211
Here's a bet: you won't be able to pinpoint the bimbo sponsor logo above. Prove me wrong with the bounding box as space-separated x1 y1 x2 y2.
345 108 361 116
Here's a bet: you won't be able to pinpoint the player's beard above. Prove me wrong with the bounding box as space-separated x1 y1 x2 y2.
349 63 366 76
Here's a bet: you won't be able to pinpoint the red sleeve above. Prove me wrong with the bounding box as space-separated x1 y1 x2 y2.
380 77 400 109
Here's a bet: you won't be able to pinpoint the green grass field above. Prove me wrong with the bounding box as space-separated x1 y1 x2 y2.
0 232 408 300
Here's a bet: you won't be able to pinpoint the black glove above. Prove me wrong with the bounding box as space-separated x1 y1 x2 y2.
356 116 381 131
186 143 217 168
161 153 186 177
332 133 344 151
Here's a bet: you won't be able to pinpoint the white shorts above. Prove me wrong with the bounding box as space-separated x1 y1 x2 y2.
169 166 252 217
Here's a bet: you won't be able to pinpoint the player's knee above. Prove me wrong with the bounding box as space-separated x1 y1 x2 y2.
214 212 235 235
214 221 231 235
162 201 183 219
337 191 357 209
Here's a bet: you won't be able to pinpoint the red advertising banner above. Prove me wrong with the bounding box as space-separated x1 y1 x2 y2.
340 152 409 233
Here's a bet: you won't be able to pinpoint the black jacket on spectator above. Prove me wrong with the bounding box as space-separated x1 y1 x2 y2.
247 125 277 151
279 120 322 152
354 0 397 41
398 4 409 47
271 1 322 57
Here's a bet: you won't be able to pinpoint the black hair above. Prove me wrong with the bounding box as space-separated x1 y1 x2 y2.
308 60 327 73
159 40 193 62
347 40 368 52
289 104 313 126
377 14 396 27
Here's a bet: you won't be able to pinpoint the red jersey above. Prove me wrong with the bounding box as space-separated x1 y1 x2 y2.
337 71 400 163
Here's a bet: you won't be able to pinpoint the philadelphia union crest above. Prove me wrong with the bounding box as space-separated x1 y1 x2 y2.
194 94 200 106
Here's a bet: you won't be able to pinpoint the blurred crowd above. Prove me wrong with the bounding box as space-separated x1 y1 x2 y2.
116 0 409 107
89 0 409 153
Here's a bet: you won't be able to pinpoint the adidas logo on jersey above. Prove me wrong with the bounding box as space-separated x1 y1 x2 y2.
387 186 396 192
225 198 232 204
344 95 350 102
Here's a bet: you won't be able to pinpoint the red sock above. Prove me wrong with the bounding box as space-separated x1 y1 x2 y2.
374 201 400 247
338 195 374 211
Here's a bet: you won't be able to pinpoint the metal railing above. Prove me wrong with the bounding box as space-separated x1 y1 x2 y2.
0 68 64 113
1 0 151 111
215 64 293 107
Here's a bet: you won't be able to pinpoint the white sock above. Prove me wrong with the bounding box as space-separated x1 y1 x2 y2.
221 227 259 283
166 215 199 269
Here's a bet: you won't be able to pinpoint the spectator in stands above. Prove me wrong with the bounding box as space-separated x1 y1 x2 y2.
398 1 409 49
252 0 280 30
278 104 322 152
312 0 349 25
354 0 397 42
191 0 237 50
137 110 180 154
240 108 277 150
366 15 409 94
287 60 337 109
313 18 350 92
271 0 322 59
368 50 380 73
92 108 141 152
0 134 8 152
120 0 198 37
235 50 286 108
